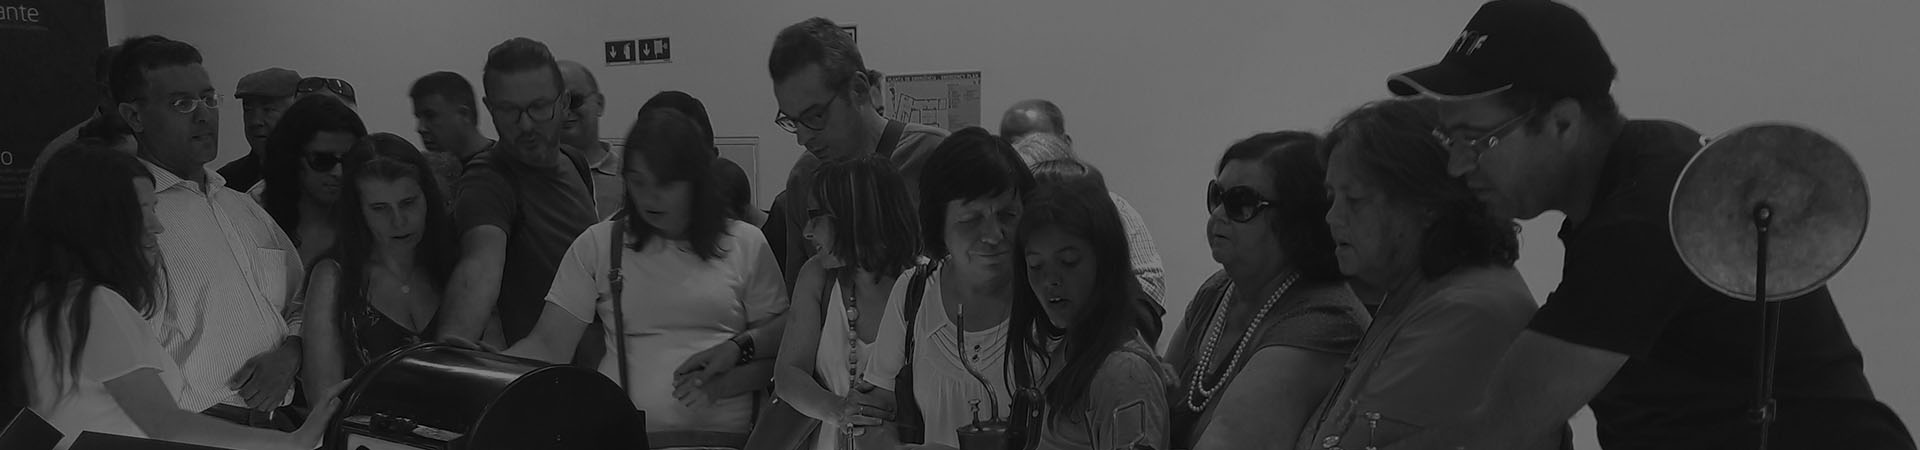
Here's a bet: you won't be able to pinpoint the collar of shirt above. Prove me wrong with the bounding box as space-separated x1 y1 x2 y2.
142 158 228 195
591 141 621 177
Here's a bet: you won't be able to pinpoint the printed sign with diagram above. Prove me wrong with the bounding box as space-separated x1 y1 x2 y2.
883 70 981 131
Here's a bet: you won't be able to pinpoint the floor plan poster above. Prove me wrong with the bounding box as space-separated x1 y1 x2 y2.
883 71 982 131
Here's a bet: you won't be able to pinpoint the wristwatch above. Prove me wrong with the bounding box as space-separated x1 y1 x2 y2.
730 333 756 365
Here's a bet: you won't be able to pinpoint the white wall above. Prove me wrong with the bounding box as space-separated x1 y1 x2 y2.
113 1 1918 446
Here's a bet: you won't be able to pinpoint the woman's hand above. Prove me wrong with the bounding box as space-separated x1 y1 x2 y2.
829 385 893 434
291 381 349 450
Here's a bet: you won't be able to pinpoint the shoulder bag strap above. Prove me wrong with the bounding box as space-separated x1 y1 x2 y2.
875 119 909 158
607 220 631 392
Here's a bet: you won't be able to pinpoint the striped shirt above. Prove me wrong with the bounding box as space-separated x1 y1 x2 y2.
1109 192 1165 304
144 159 304 412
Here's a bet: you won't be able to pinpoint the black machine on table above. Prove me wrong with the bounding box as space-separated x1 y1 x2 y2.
1668 122 1870 450
325 342 644 449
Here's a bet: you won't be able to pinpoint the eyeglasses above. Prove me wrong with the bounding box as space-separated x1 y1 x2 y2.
1206 181 1274 223
153 94 222 114
774 89 844 133
486 92 568 124
1432 109 1536 158
296 77 357 103
304 152 344 172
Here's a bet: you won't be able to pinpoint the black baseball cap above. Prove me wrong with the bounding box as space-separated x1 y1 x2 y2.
1388 0 1616 100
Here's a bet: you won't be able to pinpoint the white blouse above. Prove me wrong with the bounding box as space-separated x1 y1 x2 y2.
547 219 789 434
810 281 881 450
863 265 1015 448
25 287 186 450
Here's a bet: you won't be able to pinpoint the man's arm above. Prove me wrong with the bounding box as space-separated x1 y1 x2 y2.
1396 330 1627 449
434 225 508 341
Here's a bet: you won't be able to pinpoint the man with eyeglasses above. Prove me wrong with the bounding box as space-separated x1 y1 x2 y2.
432 37 597 346
112 35 309 430
1385 2 1913 449
765 17 949 289
214 67 300 192
556 60 622 220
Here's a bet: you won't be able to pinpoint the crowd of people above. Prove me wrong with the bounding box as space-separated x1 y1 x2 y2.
2 1 1912 450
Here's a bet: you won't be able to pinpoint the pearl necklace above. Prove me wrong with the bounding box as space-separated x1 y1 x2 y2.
1182 272 1299 412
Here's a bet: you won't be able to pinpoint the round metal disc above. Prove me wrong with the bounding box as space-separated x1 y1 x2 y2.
1669 123 1869 302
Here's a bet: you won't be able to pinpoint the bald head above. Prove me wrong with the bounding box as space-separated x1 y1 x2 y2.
557 60 605 151
999 99 1067 143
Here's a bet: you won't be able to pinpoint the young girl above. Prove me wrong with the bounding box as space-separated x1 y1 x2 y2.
1013 177 1171 450
773 155 922 449
2 140 336 450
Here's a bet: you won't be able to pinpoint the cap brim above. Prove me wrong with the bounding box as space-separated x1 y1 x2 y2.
1387 61 1512 100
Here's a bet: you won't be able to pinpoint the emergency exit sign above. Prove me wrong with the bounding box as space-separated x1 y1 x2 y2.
605 36 670 66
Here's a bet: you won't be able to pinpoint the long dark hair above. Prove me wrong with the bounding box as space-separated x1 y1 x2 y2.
2 140 159 409
1010 177 1145 421
263 94 367 245
917 127 1036 259
323 133 460 316
1321 99 1519 276
624 106 727 260
807 155 921 278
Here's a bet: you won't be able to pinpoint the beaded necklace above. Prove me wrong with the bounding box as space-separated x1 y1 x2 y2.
1181 272 1300 412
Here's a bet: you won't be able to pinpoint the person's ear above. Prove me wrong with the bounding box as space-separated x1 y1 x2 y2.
848 71 872 104
1547 97 1583 142
120 101 144 135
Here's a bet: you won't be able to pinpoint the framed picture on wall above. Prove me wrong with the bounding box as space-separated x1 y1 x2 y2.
714 136 760 206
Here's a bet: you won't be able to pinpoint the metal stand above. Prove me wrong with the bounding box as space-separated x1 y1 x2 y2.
1750 205 1781 450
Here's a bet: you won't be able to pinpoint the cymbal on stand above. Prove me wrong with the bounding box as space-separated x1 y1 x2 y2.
1668 122 1869 302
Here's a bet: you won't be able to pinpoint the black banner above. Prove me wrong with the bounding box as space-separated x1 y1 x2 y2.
0 0 106 233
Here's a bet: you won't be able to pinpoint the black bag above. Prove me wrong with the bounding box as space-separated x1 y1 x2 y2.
893 261 939 444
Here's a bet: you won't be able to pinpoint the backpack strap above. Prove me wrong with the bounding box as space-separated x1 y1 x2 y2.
875 119 909 158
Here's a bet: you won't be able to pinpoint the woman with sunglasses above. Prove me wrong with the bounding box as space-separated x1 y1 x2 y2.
300 133 497 408
258 94 368 268
772 155 922 450
1301 99 1546 449
1164 131 1369 450
3 140 338 450
501 108 788 446
1012 176 1172 450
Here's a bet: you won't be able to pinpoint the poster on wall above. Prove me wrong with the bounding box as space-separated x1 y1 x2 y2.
0 0 107 231
883 71 982 132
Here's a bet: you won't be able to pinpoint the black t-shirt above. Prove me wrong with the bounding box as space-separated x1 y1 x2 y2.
1528 120 1913 449
453 143 598 344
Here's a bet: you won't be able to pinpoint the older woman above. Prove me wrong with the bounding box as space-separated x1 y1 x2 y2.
1300 99 1547 450
864 127 1037 449
1164 131 1369 450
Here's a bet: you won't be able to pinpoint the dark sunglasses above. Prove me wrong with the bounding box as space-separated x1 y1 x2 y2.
304 152 344 172
296 77 357 103
1207 181 1274 223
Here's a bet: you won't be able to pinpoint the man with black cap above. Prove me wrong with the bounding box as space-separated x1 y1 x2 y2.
1385 1 1913 449
216 67 300 191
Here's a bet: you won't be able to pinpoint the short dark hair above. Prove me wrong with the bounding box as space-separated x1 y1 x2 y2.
109 35 202 103
263 95 368 244
711 157 753 220
768 17 865 93
638 91 716 145
1496 85 1623 134
1322 99 1519 277
409 71 479 122
1216 131 1343 282
918 127 1036 259
623 108 728 260
809 155 922 278
481 37 562 93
